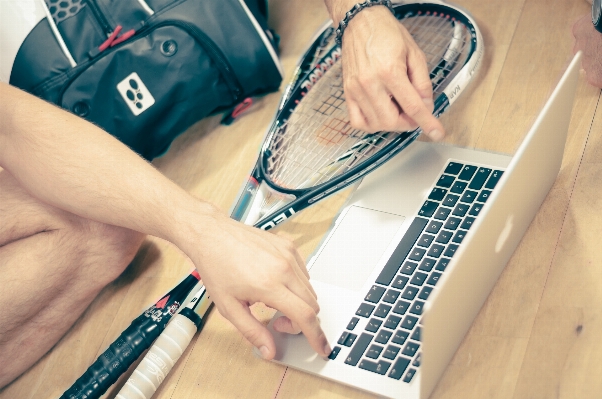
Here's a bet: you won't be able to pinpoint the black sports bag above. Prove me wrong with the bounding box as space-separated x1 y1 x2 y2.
9 0 283 160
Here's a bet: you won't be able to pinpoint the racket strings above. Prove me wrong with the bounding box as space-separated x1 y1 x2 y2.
402 15 471 94
266 61 394 191
263 13 473 192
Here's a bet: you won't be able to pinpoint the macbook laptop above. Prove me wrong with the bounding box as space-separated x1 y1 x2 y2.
266 52 582 399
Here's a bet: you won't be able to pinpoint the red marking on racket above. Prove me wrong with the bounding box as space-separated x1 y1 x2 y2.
156 295 170 309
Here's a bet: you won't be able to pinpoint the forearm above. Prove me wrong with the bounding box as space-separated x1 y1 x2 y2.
0 83 214 243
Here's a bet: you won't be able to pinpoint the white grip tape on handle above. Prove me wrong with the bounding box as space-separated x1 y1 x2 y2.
116 314 197 399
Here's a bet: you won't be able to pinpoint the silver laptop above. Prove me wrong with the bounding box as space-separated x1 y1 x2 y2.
266 52 582 399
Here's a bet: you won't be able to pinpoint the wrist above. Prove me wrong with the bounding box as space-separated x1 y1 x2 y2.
332 0 394 44
168 195 223 253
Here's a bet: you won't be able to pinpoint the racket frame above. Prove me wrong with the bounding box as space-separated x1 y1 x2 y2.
233 0 484 230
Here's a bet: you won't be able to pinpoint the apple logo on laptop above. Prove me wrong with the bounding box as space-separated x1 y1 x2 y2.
495 215 514 253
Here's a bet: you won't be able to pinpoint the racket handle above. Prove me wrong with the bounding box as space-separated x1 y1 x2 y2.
60 273 200 399
116 309 201 399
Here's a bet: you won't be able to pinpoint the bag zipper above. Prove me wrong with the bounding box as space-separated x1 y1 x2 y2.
52 20 243 102
86 0 113 37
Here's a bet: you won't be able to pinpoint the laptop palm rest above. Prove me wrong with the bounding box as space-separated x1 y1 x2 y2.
309 206 406 292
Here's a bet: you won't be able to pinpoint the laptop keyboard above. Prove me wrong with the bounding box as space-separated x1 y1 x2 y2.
327 161 504 383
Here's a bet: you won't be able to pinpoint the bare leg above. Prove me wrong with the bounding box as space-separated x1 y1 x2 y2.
0 170 145 388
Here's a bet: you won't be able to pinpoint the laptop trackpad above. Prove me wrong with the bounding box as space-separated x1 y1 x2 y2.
309 206 405 292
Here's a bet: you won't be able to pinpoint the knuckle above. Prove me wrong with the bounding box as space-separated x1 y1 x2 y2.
298 306 318 325
401 101 423 118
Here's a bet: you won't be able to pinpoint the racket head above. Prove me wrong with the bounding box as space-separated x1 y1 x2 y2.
239 1 483 227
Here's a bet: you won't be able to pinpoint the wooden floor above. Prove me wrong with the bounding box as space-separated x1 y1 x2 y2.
2 0 601 398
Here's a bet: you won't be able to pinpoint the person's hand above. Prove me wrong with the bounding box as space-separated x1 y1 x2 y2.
573 13 602 88
339 6 446 140
175 203 330 360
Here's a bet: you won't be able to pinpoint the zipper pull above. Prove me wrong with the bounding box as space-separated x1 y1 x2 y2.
221 98 254 125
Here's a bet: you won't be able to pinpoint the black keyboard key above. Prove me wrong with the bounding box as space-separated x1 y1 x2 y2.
442 194 459 207
338 331 350 345
356 303 375 318
469 203 483 216
412 352 421 366
444 244 459 258
418 200 438 218
365 285 386 303
477 189 492 203
366 344 384 359
418 286 433 300
383 345 401 360
374 303 391 318
366 318 383 333
460 190 478 203
409 300 425 315
392 330 409 345
458 165 477 181
401 286 419 300
328 346 341 360
392 275 409 290
382 289 401 304
400 261 418 275
435 230 452 244
359 359 391 375
376 217 428 286
419 258 436 272
416 234 435 248
345 333 373 366
425 220 443 234
428 187 447 201
411 326 422 341
384 314 402 329
410 272 428 286
450 180 468 194
468 167 492 190
347 317 360 330
485 170 503 189
452 230 467 244
375 329 393 344
444 162 463 175
452 203 469 217
426 272 442 286
427 244 445 258
436 174 455 188
388 357 411 380
436 258 450 271
401 315 418 330
344 333 358 347
403 368 417 383
408 247 426 261
460 217 475 230
433 207 451 220
444 217 462 230
402 341 420 357
393 300 411 315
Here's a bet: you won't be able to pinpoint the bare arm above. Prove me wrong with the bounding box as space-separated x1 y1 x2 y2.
0 82 330 359
323 0 445 140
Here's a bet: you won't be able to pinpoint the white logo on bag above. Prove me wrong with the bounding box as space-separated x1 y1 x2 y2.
117 72 155 116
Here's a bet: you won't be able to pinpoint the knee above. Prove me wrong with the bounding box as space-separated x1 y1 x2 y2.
73 220 145 284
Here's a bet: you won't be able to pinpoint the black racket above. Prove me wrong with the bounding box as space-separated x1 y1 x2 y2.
233 0 483 230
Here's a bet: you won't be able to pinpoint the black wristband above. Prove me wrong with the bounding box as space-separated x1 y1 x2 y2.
335 0 394 45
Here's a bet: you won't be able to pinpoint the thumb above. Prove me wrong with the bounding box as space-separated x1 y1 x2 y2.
219 298 276 360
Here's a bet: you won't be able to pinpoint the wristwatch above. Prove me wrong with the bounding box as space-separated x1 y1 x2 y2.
593 0 602 33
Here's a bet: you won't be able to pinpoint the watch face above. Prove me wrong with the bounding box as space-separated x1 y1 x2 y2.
593 0 602 26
